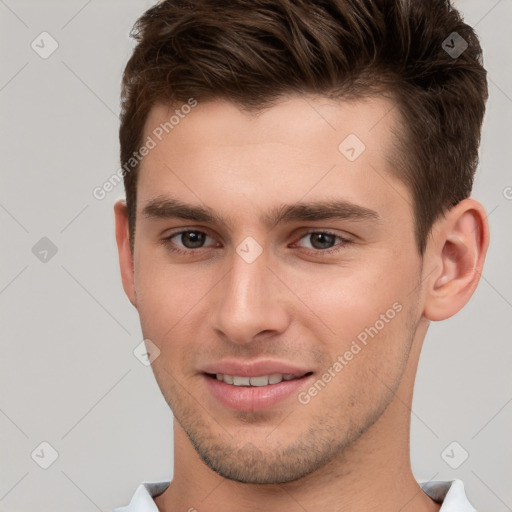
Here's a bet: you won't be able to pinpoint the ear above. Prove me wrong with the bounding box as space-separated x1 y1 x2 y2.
423 198 489 321
114 199 137 309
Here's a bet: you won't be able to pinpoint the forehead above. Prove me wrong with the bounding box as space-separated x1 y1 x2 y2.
142 94 399 158
136 94 410 229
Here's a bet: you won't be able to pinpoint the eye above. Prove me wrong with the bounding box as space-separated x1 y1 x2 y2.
162 230 219 254
293 230 351 254
161 229 352 257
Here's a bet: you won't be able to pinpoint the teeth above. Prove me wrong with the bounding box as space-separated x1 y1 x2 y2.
214 373 306 386
233 376 250 386
249 376 269 387
268 374 283 384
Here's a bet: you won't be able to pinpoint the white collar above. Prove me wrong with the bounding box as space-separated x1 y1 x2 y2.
113 479 476 511
421 479 477 511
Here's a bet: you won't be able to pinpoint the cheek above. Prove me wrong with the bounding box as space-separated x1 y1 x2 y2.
300 276 417 416
307 270 405 331
133 255 209 342
298 254 418 360
134 265 204 387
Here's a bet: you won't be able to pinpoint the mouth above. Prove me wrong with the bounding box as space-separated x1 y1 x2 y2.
202 371 315 412
204 372 313 387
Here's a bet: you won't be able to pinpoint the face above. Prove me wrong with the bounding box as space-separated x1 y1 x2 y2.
127 95 425 483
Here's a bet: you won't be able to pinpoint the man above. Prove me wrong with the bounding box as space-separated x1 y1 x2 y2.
113 0 489 510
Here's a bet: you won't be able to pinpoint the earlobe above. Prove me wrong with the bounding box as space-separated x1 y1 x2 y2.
113 199 138 309
423 199 489 321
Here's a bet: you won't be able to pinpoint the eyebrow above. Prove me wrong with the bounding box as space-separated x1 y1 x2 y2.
141 196 380 228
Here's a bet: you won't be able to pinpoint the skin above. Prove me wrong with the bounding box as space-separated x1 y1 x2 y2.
114 94 489 512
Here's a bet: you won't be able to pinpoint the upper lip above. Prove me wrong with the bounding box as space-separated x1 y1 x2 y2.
201 360 313 378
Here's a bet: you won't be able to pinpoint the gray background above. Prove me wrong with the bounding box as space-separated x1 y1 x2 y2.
0 1 511 510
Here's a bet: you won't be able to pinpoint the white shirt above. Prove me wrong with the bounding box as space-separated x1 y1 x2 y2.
112 479 477 511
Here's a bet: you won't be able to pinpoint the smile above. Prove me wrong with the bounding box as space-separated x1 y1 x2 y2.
208 372 312 387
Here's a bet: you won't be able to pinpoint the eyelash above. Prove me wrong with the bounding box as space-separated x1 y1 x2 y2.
161 229 352 257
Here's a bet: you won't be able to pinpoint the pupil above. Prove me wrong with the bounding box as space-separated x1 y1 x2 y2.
311 233 334 250
182 231 205 248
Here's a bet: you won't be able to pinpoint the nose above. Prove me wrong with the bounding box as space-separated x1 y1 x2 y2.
210 244 290 345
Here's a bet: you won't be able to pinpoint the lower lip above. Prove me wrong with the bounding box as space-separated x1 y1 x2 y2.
202 373 313 412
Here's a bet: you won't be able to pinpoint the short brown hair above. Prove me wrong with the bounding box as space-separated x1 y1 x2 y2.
119 0 487 254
